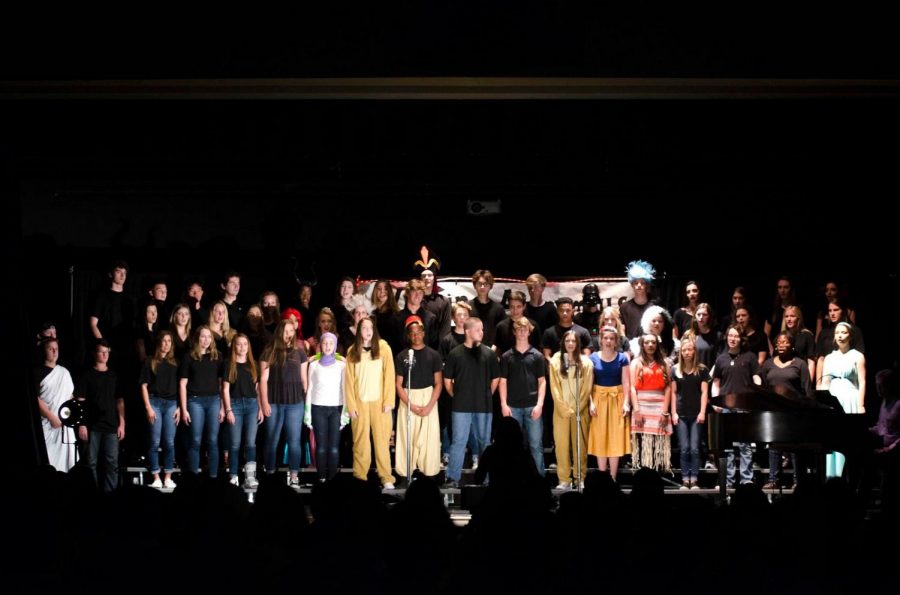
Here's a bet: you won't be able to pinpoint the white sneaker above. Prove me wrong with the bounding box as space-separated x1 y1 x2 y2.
229 475 239 487
149 478 163 489
471 455 479 470
704 461 717 470
163 478 177 489
556 482 572 490
578 481 585 490
243 475 259 489
382 482 396 490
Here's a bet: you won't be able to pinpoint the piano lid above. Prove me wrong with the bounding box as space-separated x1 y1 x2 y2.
710 384 830 413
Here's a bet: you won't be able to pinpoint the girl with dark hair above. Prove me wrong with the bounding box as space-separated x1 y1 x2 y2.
372 279 399 349
819 322 866 478
734 306 768 366
345 317 396 489
815 280 857 341
764 276 797 343
549 329 593 489
259 320 308 486
333 277 356 338
673 280 702 340
135 301 159 364
629 333 673 471
169 303 192 361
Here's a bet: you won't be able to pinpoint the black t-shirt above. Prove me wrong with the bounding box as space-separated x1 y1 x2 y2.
745 331 768 359
75 367 119 433
620 298 653 339
541 323 592 355
694 329 723 369
439 332 465 361
793 330 816 361
395 346 443 390
443 343 500 413
139 359 179 399
673 309 694 336
712 351 760 395
92 289 135 344
674 368 709 418
179 353 224 396
500 347 546 408
227 360 258 399
525 301 558 336
493 317 541 355
225 300 243 332
470 299 507 347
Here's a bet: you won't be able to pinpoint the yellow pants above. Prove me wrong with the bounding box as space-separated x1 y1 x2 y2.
395 387 441 477
351 399 395 485
553 406 590 484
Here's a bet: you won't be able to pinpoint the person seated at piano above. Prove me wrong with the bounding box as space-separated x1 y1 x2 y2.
711 324 762 487
761 331 813 489
870 365 900 511
818 321 866 478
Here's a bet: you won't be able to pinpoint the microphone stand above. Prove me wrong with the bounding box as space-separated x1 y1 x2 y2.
406 351 415 485
574 356 582 492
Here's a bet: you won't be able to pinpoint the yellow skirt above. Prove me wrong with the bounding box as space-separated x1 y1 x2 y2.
588 385 631 458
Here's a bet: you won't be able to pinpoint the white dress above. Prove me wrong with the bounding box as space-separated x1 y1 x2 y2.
40 365 77 472
822 349 862 477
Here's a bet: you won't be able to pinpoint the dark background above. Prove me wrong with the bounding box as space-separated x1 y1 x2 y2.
4 5 899 466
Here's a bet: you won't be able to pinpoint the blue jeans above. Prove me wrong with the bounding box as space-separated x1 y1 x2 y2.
229 398 259 475
676 417 702 482
88 431 119 493
265 403 303 473
509 407 544 474
311 405 342 480
726 443 754 486
148 397 177 474
187 395 221 478
447 411 491 482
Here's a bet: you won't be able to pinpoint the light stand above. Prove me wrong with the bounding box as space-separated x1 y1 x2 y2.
406 349 415 485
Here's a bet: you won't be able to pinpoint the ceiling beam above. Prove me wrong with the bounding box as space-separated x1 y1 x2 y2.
3 77 900 100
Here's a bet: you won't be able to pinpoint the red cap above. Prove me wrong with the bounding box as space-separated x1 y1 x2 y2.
405 315 423 329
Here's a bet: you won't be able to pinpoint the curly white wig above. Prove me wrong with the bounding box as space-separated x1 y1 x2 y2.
639 305 672 335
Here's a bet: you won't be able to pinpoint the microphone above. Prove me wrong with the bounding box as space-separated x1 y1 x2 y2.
407 348 415 367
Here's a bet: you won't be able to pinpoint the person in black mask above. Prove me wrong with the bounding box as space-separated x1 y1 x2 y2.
574 283 602 338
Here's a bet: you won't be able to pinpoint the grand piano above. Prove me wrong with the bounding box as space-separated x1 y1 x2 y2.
708 385 869 497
